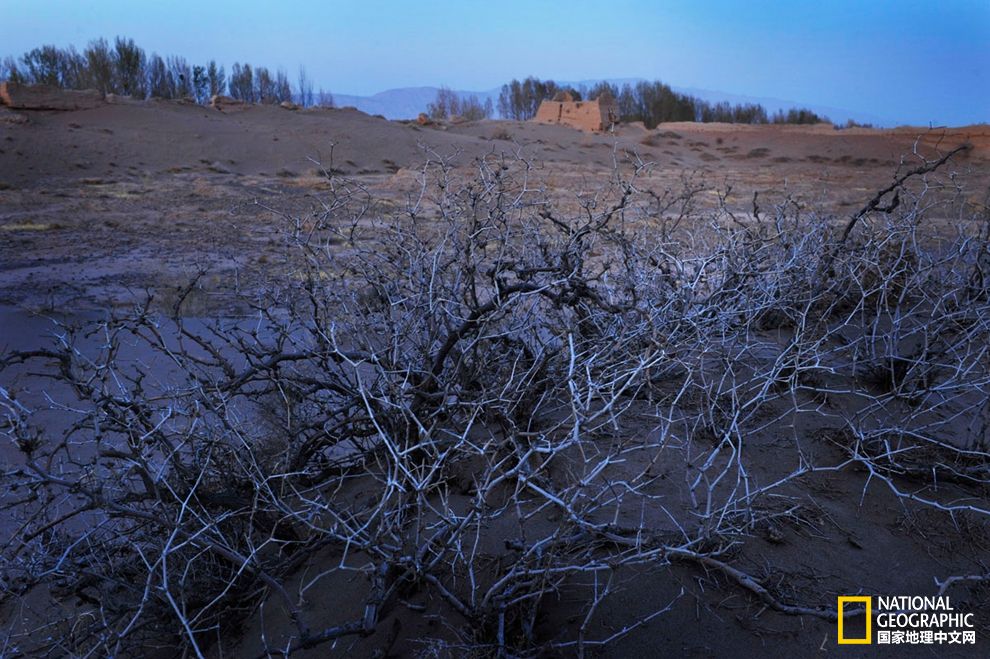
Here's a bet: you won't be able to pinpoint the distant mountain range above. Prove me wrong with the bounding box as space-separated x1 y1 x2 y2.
329 78 891 126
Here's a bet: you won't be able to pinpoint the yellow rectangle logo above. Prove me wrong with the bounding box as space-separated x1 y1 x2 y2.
838 596 872 644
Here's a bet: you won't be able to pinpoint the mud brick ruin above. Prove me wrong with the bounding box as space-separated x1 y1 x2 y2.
533 91 619 132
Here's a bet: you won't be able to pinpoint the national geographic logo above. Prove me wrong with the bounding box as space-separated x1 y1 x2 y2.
837 596 872 645
837 596 977 646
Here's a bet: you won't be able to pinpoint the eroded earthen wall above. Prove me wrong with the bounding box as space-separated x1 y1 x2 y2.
533 97 617 132
534 101 564 125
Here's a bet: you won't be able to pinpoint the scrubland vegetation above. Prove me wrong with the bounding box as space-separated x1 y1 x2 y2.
2 140 988 656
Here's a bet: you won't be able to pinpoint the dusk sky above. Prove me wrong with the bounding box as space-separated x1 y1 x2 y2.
4 0 988 125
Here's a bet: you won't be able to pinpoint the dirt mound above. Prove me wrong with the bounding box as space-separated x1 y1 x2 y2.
890 124 990 155
0 82 104 111
209 94 248 112
0 100 497 186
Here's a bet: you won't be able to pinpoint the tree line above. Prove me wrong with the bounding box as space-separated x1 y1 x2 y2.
497 77 828 127
2 37 827 124
1 36 333 107
426 86 494 121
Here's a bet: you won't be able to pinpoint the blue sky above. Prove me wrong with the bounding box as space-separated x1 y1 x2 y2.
3 0 988 125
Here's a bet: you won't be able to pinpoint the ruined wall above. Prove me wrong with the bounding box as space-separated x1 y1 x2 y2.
533 100 566 124
533 96 618 132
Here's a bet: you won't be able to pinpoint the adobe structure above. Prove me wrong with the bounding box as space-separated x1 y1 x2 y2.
533 92 619 132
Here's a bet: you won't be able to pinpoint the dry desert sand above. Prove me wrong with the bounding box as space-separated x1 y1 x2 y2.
0 100 986 311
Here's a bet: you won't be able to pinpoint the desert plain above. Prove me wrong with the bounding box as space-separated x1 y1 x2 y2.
1 96 990 658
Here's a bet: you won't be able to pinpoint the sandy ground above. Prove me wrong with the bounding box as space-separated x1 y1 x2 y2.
1 101 989 657
1 102 986 312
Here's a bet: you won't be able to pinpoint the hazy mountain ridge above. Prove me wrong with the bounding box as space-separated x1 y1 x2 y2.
331 86 497 120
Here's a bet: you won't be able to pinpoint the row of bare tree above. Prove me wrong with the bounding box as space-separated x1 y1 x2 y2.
1 36 333 107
